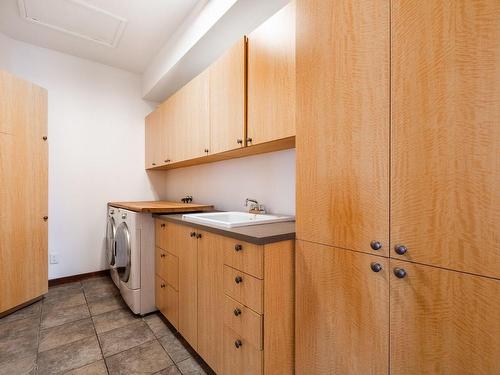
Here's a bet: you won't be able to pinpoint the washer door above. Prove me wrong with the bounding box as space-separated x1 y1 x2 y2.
115 222 131 283
105 216 116 267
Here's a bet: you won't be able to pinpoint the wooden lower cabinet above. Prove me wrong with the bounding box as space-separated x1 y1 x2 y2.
197 231 224 373
390 260 500 375
295 240 389 375
155 218 294 374
155 275 178 329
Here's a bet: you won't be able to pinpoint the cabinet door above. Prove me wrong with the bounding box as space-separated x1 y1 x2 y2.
391 261 500 374
0 71 48 313
391 0 500 278
247 2 295 145
145 107 162 168
177 69 210 160
296 240 389 375
295 0 390 256
197 231 224 373
210 38 246 154
175 225 198 348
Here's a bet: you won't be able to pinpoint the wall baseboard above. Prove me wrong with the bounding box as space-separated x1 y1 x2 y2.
48 270 109 287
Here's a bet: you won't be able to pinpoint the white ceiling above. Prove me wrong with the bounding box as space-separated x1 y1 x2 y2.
0 0 202 73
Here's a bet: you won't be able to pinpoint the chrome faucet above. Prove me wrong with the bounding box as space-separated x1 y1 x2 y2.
245 198 266 214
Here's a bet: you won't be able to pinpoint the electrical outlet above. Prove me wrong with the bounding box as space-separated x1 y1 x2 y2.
49 253 59 264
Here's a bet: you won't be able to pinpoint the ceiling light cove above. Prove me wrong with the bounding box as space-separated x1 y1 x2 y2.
18 0 128 48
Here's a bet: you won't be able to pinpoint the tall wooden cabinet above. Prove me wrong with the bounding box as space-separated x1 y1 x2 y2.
295 0 500 373
0 70 48 314
247 2 296 145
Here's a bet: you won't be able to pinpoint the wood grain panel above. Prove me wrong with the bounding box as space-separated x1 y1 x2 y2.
223 295 263 350
391 0 500 278
197 230 225 373
223 238 263 279
223 325 263 375
295 0 390 255
391 260 500 374
223 265 263 314
176 224 198 348
0 71 48 314
296 240 389 375
155 248 178 291
111 201 214 213
144 107 162 168
263 240 294 375
210 38 246 154
247 2 295 145
156 275 179 329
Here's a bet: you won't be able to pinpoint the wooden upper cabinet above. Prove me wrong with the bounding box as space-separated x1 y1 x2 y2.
145 107 163 168
391 260 500 374
209 38 246 154
296 0 390 255
296 240 389 375
0 70 48 313
247 2 295 145
391 0 500 278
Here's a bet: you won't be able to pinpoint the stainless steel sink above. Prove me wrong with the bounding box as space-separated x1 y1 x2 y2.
182 211 295 228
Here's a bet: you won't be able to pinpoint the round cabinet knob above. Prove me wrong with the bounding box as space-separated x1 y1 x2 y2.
160 223 165 228
235 276 243 284
165 159 171 163
152 162 156 166
160 283 165 288
160 254 166 258
42 136 47 141
246 137 253 143
234 339 243 349
196 233 202 239
234 244 243 252
370 241 382 251
204 149 209 153
370 262 383 272
43 216 48 221
394 244 408 255
190 232 196 237
237 139 243 145
233 308 242 316
393 268 407 279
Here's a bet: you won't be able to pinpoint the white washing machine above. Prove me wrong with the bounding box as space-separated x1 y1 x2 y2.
110 206 156 315
106 207 120 287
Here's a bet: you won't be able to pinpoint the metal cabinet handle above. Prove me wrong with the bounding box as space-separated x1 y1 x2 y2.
42 136 47 141
235 276 243 284
237 139 243 145
246 137 253 143
234 339 243 349
370 241 382 250
196 233 202 239
160 223 166 228
160 283 165 288
233 308 242 316
234 244 242 252
43 216 48 221
394 244 408 255
394 268 407 279
190 232 196 237
370 262 382 272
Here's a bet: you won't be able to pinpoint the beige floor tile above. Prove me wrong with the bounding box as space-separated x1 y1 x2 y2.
43 291 86 309
84 283 120 303
88 295 126 316
41 303 90 329
39 318 95 352
92 307 139 334
98 320 156 357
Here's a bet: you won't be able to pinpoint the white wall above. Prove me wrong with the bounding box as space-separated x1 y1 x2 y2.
0 33 166 279
164 149 296 216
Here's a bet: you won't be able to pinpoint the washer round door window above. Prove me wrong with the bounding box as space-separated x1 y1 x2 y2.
105 216 116 267
114 222 131 283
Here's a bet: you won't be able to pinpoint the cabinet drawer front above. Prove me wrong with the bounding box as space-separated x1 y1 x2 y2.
155 219 169 251
156 275 179 329
223 266 263 314
223 326 263 375
223 238 263 279
155 247 179 291
223 295 263 350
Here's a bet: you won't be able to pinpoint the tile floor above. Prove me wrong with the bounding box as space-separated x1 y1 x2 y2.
0 276 213 375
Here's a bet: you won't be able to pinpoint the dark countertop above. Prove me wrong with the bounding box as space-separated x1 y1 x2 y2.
154 213 295 245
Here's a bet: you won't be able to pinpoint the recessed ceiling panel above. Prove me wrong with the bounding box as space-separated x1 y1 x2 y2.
18 0 127 47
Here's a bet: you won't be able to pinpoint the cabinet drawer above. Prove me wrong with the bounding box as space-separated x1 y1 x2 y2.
223 325 263 375
223 265 263 314
223 295 263 350
155 247 179 290
155 219 178 255
156 275 178 329
223 238 263 279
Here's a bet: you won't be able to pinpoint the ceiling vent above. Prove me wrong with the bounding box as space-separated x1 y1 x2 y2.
18 0 128 48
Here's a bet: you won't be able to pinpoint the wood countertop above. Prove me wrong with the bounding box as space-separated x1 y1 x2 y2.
108 201 214 213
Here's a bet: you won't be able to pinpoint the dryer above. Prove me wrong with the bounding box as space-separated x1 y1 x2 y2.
106 207 119 287
111 207 156 315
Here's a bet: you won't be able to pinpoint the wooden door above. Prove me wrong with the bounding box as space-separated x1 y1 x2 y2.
144 107 162 168
391 260 500 374
391 0 500 278
197 231 224 373
295 0 390 256
296 240 389 375
209 38 246 154
247 2 295 145
178 69 210 161
175 224 198 348
0 70 48 313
